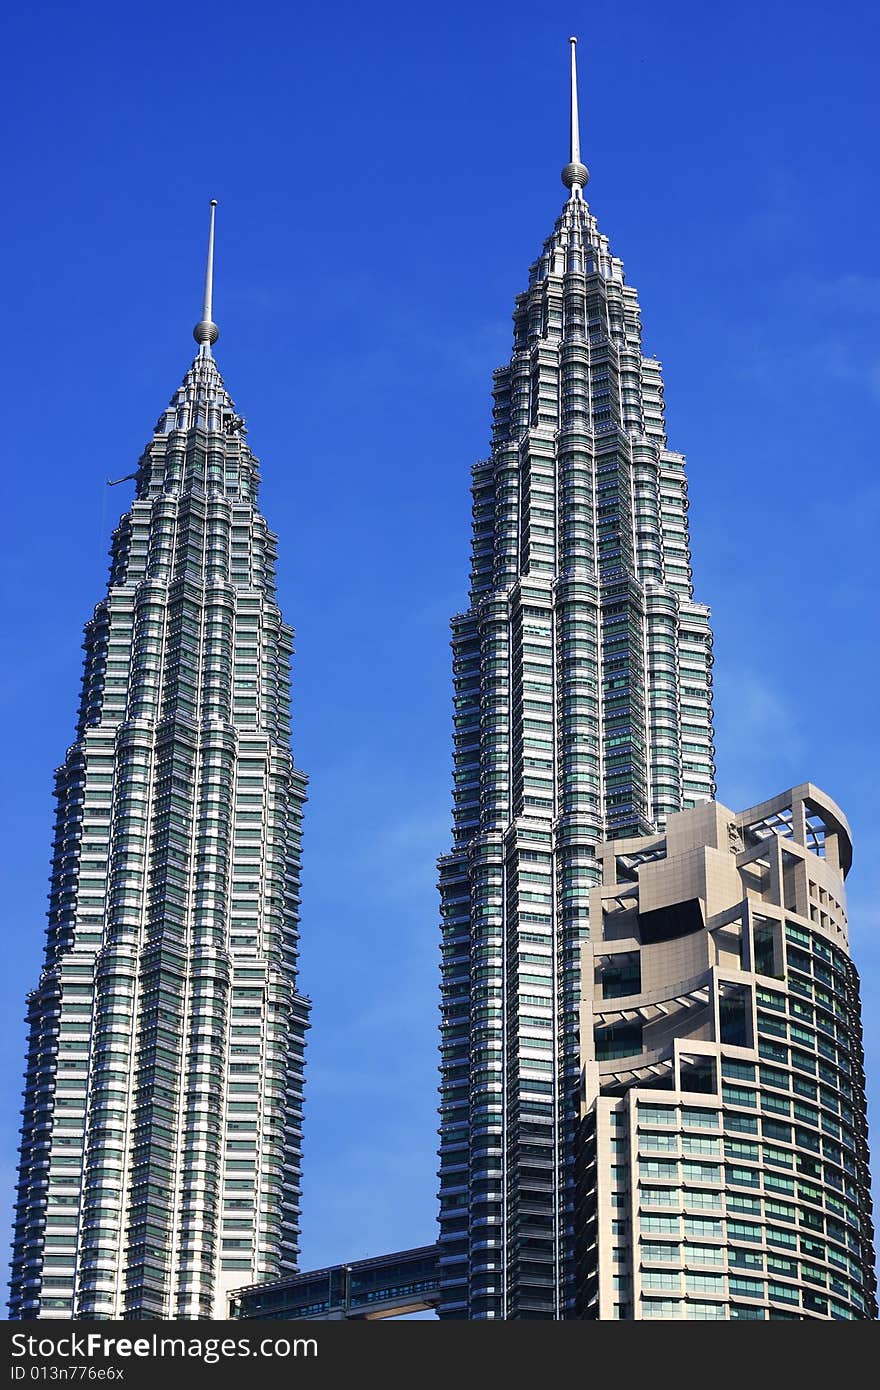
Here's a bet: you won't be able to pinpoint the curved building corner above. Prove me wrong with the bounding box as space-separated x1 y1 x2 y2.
575 784 877 1320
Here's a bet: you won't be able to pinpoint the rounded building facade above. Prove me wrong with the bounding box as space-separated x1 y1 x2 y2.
576 785 876 1320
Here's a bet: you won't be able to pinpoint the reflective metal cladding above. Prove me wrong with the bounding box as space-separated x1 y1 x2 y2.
10 206 310 1320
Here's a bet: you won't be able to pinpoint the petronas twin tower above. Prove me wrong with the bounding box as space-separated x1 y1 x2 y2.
10 208 309 1319
436 41 714 1317
9 42 875 1321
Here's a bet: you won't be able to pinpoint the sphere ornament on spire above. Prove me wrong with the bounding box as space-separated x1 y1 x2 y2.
194 319 220 346
562 36 590 191
193 199 220 349
561 160 590 191
193 320 220 346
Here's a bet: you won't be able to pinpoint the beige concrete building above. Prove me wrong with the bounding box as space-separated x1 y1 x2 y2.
575 784 876 1319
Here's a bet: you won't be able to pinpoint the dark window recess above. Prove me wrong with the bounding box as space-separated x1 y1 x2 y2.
680 1054 717 1094
594 1020 643 1061
638 897 704 944
753 918 783 979
802 1291 828 1316
599 952 641 999
720 985 753 1048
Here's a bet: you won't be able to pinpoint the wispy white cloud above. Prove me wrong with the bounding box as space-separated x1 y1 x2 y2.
307 795 447 911
741 166 802 244
790 273 880 316
432 319 511 379
713 665 805 810
734 332 880 401
731 269 880 401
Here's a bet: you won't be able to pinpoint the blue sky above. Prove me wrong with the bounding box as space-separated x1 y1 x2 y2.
1 0 878 1284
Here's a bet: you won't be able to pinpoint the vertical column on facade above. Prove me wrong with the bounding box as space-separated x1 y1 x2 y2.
120 711 194 1315
12 975 61 1315
467 594 508 1316
437 596 482 1315
677 602 715 808
505 353 559 1317
75 734 147 1316
63 599 140 1317
51 954 93 1314
123 940 189 1317
171 724 236 1317
648 434 716 809
838 958 874 1283
644 586 683 822
506 593 556 1318
496 261 557 1317
599 575 650 839
655 451 692 597
595 253 651 843
437 847 472 1317
255 965 293 1277
470 460 497 598
39 574 138 1317
265 749 308 1279
466 831 505 1317
634 443 680 827
282 988 310 1274
221 746 276 1292
460 428 515 1318
639 358 666 447
590 291 650 841
502 818 555 1319
554 578 603 1306
553 245 601 1311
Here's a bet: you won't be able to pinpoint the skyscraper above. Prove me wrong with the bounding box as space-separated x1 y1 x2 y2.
9 206 310 1320
577 785 877 1320
436 39 716 1318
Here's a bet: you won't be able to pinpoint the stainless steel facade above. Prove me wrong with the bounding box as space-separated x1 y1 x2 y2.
9 218 310 1319
436 41 715 1318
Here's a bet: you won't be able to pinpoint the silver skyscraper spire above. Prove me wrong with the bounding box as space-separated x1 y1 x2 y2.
562 36 589 193
436 38 715 1319
194 199 220 352
10 208 310 1320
